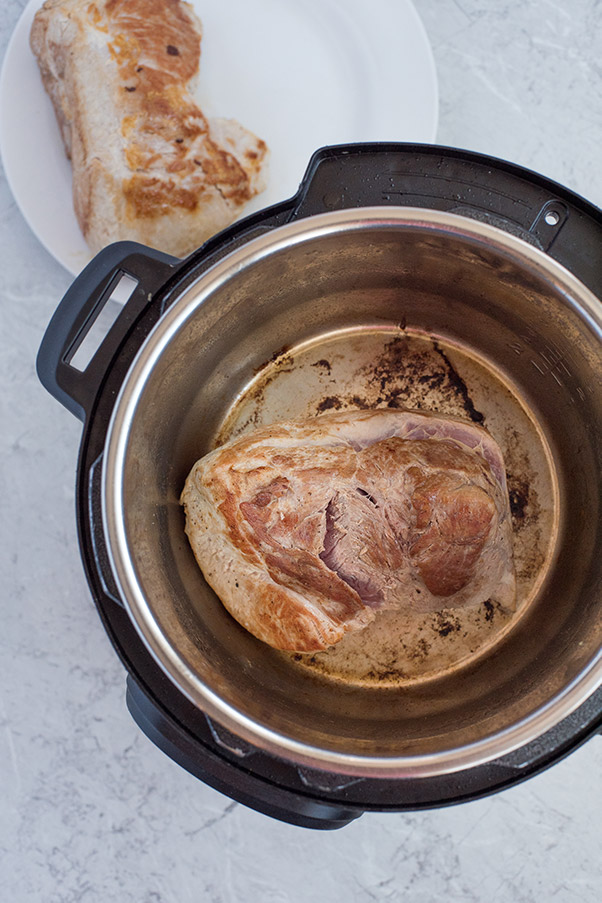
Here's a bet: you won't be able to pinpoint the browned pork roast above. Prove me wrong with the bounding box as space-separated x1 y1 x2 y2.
181 409 516 652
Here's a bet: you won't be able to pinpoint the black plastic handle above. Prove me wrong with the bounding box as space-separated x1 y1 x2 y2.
287 144 602 296
36 241 180 422
290 144 567 237
125 676 363 830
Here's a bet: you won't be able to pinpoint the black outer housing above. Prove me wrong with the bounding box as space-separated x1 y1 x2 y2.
37 144 602 829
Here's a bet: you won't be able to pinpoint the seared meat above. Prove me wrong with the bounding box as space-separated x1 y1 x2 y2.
181 409 516 652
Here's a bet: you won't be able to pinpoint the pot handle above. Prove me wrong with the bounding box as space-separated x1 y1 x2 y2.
125 675 363 830
289 144 572 253
37 242 179 422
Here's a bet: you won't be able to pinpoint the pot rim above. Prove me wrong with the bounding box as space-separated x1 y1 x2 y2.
102 206 602 778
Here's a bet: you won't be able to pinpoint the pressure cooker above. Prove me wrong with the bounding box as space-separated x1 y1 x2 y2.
37 144 602 829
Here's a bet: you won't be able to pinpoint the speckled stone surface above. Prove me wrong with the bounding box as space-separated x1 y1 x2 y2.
1 1 601 901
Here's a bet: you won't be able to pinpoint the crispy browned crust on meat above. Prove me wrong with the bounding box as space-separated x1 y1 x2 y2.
181 410 516 653
30 0 268 256
181 462 374 652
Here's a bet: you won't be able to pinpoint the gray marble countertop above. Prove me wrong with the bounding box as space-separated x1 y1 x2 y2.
1 1 601 901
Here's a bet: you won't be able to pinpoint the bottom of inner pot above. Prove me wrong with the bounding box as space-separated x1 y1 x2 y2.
212 325 559 688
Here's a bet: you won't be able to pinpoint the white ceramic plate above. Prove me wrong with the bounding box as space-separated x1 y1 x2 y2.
0 0 438 275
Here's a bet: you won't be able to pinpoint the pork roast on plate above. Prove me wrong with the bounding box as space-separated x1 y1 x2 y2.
181 409 516 653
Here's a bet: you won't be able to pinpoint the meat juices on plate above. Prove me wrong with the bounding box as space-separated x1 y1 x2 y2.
181 409 516 653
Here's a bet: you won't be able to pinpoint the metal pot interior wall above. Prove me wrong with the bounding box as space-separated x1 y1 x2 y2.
104 212 601 773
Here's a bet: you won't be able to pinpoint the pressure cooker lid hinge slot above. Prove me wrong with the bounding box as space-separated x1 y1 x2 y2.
295 766 365 794
204 715 256 759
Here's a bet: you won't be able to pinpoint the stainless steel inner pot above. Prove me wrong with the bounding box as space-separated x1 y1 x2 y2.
102 208 602 777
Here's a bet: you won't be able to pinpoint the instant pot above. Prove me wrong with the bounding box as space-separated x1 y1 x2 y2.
37 144 602 829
